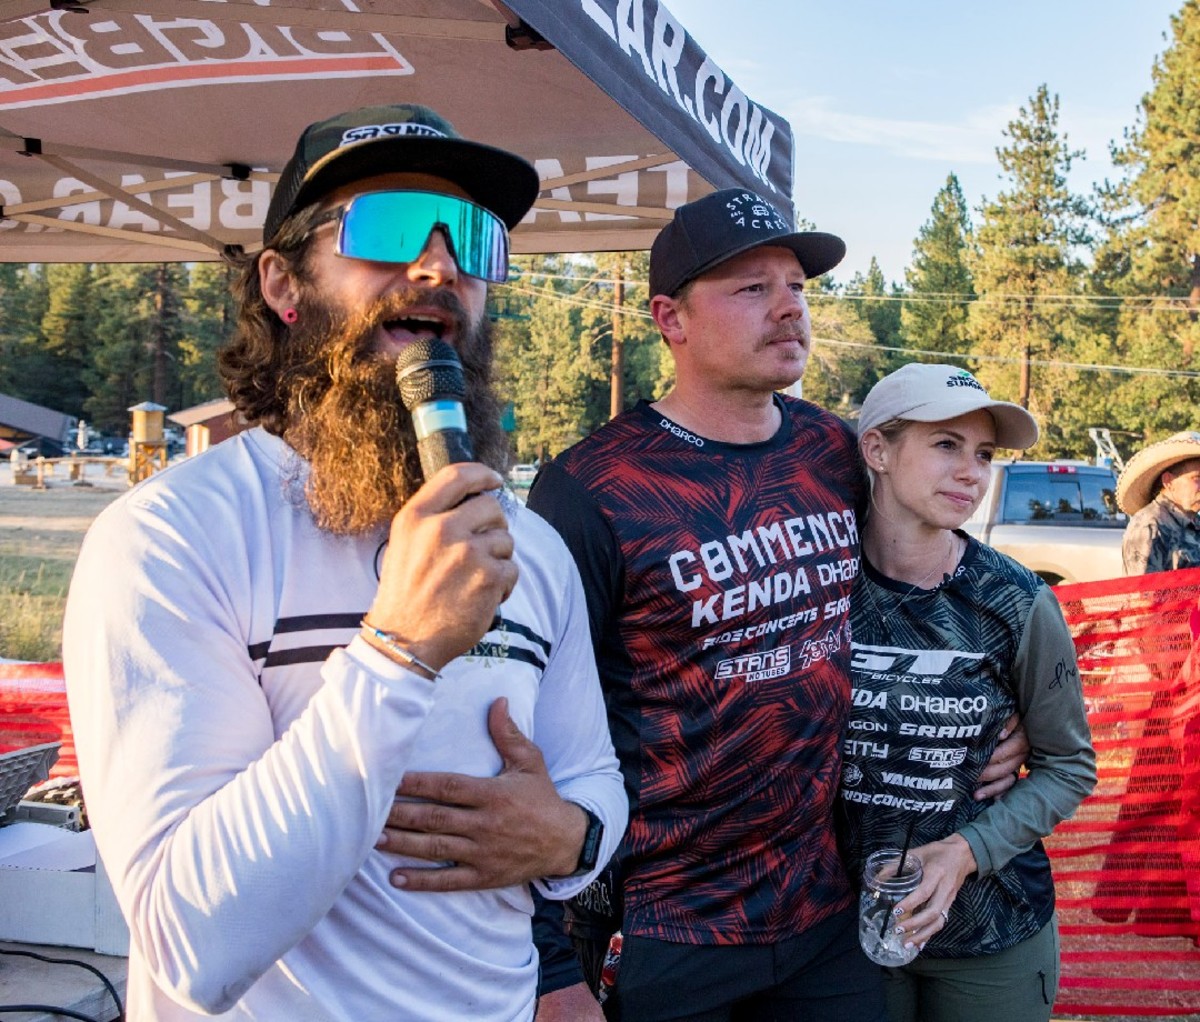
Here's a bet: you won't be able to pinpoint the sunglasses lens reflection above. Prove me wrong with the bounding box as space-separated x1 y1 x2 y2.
336 191 510 282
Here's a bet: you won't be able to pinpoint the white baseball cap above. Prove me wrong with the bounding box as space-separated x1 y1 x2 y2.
858 363 1039 450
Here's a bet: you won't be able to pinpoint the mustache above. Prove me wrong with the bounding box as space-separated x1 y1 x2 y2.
351 287 468 353
763 324 808 344
279 283 506 535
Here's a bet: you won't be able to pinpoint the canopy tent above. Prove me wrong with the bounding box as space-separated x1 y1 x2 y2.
0 0 794 263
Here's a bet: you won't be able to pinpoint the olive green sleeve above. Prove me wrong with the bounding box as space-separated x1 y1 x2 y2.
959 584 1097 876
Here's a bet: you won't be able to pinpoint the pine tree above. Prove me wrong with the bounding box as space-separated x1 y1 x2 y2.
181 262 237 409
0 265 51 399
1116 0 1200 309
1099 0 1200 449
145 263 189 408
967 85 1094 456
848 257 902 356
493 256 609 460
84 264 190 430
37 264 95 416
86 265 151 431
591 250 662 412
902 174 975 357
804 278 882 413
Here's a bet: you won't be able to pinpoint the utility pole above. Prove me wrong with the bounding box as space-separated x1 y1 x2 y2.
1018 295 1032 409
152 264 169 407
1018 342 1031 409
609 262 625 420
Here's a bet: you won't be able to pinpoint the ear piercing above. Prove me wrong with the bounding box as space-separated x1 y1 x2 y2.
282 307 299 325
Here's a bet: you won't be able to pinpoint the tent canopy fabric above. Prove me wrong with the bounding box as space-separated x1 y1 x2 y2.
0 0 795 262
0 391 72 442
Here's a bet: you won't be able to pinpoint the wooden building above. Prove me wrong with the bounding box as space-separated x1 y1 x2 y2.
168 399 246 457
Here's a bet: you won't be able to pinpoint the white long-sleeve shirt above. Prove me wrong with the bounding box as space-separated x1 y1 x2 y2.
63 427 626 1021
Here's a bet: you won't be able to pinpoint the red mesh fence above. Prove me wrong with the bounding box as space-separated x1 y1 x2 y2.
4 577 1200 1018
1051 567 1200 1018
0 660 74 777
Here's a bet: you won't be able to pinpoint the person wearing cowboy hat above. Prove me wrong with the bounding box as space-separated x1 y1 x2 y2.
1102 432 1200 944
1117 431 1200 574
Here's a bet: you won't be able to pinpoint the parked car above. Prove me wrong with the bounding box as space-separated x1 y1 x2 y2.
963 460 1126 584
96 436 128 457
508 463 538 486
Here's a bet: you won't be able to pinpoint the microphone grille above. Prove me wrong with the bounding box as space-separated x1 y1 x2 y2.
395 338 467 411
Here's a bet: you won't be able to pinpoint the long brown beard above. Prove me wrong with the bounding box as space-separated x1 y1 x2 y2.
280 286 509 535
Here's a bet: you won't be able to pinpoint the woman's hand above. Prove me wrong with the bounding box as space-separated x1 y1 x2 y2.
892 834 977 949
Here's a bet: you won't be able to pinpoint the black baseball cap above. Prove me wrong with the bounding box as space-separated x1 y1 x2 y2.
649 188 846 298
263 103 541 243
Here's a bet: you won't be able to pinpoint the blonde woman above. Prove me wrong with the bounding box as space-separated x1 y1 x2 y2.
839 363 1096 1022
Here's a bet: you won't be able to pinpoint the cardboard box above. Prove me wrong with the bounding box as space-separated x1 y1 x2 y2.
0 822 129 955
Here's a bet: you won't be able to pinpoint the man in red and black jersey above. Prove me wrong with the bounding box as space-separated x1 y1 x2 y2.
529 189 888 1022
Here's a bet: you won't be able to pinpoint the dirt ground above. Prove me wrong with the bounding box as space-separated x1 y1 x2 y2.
0 472 126 661
0 475 125 581
0 480 124 535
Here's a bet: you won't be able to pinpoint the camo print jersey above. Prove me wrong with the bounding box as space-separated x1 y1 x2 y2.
838 536 1096 958
527 395 864 945
1122 492 1200 575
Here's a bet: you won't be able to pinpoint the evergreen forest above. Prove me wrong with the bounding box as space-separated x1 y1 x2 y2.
4 3 1200 465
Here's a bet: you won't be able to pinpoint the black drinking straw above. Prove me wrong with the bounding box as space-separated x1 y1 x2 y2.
897 815 918 878
879 817 920 938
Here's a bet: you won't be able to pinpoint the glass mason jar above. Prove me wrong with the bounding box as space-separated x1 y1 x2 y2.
858 847 924 966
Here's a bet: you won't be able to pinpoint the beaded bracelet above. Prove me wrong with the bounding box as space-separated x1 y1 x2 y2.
360 618 442 681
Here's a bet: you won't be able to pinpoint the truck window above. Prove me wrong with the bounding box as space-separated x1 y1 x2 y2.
1079 475 1126 524
1002 482 1051 522
1000 469 1126 526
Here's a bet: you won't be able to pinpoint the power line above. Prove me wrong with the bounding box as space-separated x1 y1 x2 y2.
837 290 1176 303
501 277 1198 379
497 280 653 319
831 292 1191 311
509 267 1194 311
816 337 1200 379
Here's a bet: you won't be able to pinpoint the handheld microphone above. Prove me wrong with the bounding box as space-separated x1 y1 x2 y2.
395 338 475 481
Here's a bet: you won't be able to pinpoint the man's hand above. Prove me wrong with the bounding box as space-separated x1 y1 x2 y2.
381 698 588 890
974 714 1030 800
366 463 518 672
536 982 604 1022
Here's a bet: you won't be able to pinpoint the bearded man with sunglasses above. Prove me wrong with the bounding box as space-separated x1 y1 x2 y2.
63 104 626 1022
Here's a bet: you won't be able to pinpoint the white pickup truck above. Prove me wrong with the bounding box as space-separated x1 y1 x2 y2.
962 461 1127 584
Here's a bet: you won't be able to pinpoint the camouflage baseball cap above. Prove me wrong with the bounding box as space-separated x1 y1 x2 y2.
263 103 540 243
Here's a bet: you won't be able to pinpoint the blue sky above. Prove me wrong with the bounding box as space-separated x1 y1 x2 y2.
665 0 1182 285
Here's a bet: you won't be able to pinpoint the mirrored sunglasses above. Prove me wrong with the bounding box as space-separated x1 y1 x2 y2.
311 190 511 282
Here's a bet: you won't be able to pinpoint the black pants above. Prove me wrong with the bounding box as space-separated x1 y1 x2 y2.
601 908 888 1022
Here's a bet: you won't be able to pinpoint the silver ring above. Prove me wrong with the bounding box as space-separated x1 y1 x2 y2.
939 908 949 922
